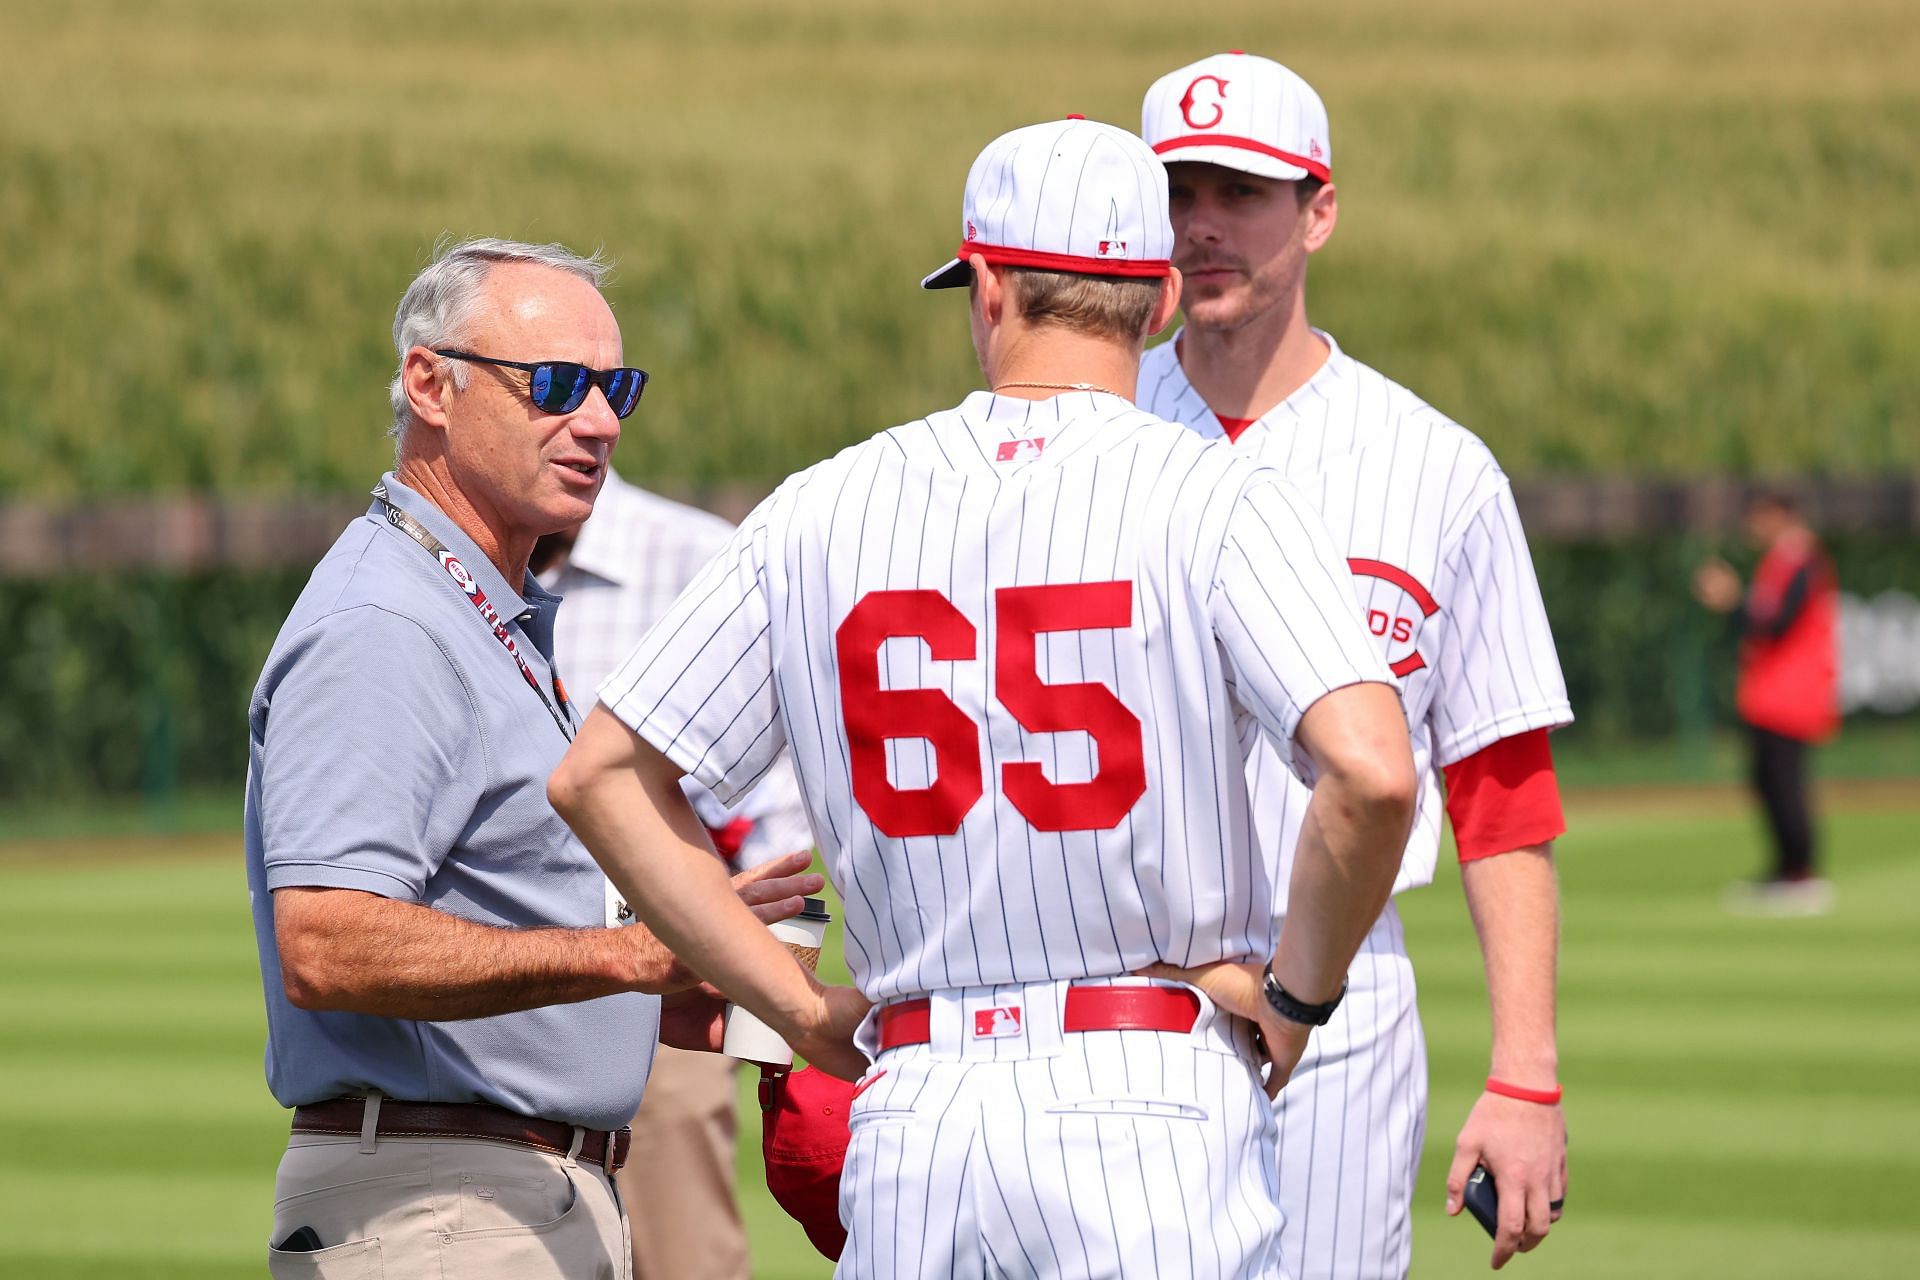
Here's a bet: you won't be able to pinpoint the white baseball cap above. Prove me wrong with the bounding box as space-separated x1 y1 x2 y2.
1141 52 1331 183
920 116 1175 291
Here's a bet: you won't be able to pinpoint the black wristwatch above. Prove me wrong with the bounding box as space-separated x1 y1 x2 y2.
1263 966 1346 1026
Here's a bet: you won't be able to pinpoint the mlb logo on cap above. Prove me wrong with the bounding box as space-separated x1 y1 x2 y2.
1142 52 1331 183
921 116 1175 290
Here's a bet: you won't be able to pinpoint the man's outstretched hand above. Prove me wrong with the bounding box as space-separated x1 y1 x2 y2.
627 851 826 994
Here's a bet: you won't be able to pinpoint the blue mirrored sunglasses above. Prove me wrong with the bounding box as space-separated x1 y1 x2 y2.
434 349 649 418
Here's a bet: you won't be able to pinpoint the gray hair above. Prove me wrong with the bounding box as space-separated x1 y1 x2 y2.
388 236 611 438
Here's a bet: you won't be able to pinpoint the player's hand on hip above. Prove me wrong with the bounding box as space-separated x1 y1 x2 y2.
1445 1089 1568 1269
1137 959 1312 1098
788 983 872 1083
1250 1016 1313 1099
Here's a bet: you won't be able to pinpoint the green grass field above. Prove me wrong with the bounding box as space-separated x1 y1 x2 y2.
3 783 1916 1278
2 0 1915 499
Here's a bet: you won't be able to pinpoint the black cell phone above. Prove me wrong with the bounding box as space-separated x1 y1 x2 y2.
1463 1165 1566 1238
1463 1165 1500 1237
274 1226 325 1252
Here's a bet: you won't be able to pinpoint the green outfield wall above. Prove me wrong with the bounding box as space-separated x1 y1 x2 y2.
7 538 1915 804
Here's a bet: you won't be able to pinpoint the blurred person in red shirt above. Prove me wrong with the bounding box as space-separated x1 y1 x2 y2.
1694 491 1839 912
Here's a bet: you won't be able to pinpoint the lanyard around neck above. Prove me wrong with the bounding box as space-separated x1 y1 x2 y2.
373 483 575 742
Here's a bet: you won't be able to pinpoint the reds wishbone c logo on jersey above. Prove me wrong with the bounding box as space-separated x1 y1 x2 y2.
1348 558 1440 677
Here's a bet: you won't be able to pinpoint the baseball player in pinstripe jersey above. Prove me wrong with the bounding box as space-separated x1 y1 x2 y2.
552 116 1422 1279
1139 53 1574 1276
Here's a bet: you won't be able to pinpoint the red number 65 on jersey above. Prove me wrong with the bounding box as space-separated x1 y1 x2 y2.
835 581 1146 838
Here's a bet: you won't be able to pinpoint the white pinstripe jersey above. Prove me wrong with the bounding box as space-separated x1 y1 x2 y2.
541 469 812 870
1140 330 1573 904
601 390 1392 1000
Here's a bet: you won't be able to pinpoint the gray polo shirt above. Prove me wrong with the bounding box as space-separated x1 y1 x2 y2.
243 473 657 1131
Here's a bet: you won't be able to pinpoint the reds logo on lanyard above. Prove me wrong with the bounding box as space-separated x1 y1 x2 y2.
437 550 543 693
439 551 477 594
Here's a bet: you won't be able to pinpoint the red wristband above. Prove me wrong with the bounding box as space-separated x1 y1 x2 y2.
1485 1076 1562 1105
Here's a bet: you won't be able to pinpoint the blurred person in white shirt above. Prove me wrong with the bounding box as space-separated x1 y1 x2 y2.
536 469 813 1280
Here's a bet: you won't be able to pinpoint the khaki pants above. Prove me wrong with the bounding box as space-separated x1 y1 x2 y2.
267 1130 631 1279
619 1046 748 1280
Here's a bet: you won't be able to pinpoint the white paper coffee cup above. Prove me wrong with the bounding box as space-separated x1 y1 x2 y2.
722 898 831 1067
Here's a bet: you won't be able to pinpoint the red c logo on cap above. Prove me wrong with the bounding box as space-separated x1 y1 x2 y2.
1179 75 1228 129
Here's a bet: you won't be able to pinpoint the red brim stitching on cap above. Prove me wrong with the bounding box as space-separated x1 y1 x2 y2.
1151 135 1330 182
957 241 1173 278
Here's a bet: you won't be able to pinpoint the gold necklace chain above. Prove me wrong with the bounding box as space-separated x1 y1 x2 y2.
990 380 1124 397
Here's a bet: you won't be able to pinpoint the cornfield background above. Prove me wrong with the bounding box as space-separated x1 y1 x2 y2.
2 0 1915 499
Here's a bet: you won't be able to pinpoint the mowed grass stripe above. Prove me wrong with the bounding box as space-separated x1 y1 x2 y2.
2 794 1916 1277
0 1167 277 1275
1401 799 1920 1278
1402 1215 1920 1280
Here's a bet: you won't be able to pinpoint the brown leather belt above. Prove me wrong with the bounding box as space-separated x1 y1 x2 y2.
879 985 1201 1051
291 1098 631 1174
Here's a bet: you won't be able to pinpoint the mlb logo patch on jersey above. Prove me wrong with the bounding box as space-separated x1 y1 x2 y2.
995 437 1046 463
974 1005 1024 1039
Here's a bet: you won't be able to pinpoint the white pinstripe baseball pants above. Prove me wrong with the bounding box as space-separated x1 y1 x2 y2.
1271 903 1428 1280
837 978 1288 1280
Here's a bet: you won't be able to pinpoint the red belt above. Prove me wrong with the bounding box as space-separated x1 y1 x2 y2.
878 986 1201 1051
291 1099 631 1174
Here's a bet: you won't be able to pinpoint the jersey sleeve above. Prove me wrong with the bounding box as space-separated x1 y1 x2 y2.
1440 727 1566 859
596 507 787 807
1210 474 1397 783
257 607 484 899
1428 484 1574 766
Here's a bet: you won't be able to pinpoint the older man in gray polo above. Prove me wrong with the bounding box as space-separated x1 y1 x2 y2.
243 237 821 1279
